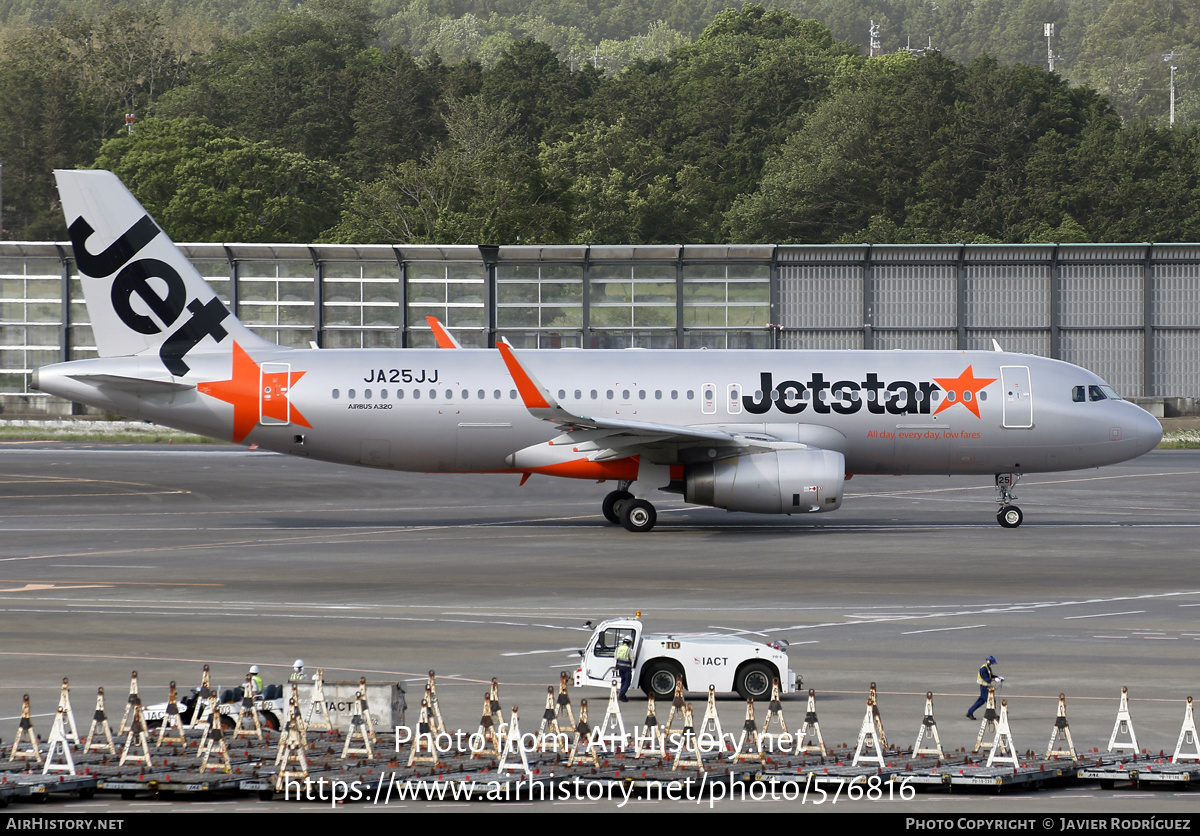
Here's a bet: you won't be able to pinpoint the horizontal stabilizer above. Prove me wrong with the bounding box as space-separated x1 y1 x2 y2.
68 373 195 394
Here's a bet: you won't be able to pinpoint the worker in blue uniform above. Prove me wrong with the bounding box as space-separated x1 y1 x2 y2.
615 637 634 702
967 655 1003 720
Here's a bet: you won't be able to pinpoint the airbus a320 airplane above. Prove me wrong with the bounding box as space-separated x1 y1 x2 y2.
34 170 1162 531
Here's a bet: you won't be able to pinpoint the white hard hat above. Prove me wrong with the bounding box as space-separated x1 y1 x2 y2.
294 659 304 669
249 665 260 674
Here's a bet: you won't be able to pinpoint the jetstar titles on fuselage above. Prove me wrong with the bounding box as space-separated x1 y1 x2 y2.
739 369 996 417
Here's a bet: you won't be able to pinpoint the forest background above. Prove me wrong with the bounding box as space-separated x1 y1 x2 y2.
1 0 1197 245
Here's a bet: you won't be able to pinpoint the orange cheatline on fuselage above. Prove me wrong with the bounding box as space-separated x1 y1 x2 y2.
521 459 685 481
470 458 685 482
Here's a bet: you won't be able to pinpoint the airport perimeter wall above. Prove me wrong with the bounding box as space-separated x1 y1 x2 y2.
3 242 1198 415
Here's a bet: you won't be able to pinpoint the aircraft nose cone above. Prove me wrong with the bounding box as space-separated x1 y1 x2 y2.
1135 406 1163 454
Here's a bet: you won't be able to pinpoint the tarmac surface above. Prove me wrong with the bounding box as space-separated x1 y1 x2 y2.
1 441 1199 813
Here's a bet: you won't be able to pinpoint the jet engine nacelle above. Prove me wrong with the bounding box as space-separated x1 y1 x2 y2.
684 449 846 514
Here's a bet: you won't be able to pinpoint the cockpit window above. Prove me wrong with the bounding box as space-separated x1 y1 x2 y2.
1072 386 1086 403
1100 385 1122 401
1089 385 1107 402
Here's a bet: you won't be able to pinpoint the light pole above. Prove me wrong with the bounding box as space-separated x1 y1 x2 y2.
1163 52 1179 126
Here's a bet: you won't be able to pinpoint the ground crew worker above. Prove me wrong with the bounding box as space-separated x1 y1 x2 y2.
289 660 305 682
615 637 634 702
966 655 1003 720
249 665 264 696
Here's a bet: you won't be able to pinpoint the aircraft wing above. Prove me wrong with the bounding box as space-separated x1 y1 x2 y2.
497 342 803 464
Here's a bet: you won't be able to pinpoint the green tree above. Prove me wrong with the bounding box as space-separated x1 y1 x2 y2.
725 51 957 243
349 46 446 180
153 0 375 164
906 56 1111 239
95 117 344 242
661 6 860 237
541 117 706 243
328 95 570 243
0 25 97 238
480 38 602 144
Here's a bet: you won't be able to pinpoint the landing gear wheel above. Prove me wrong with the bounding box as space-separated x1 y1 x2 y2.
735 662 774 701
642 662 682 699
997 506 1023 528
620 499 657 532
602 490 633 525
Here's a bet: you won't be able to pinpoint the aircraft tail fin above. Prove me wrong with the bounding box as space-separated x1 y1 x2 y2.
54 169 273 377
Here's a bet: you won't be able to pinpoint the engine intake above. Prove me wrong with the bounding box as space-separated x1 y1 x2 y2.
685 449 845 514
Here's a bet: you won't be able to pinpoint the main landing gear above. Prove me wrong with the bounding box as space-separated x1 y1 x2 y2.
603 483 658 533
995 473 1023 528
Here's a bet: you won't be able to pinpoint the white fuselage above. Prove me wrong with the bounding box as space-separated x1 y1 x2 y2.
35 346 1162 480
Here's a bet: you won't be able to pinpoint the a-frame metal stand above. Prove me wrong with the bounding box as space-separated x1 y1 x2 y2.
1045 693 1078 762
986 699 1019 768
911 692 945 759
1107 685 1140 754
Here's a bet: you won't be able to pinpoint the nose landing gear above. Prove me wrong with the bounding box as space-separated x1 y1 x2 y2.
995 473 1022 528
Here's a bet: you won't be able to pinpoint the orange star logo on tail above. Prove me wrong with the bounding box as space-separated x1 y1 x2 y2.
197 342 311 443
932 366 996 419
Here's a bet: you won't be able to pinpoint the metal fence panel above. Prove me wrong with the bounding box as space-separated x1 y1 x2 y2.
1059 263 1143 328
1153 331 1200 397
6 241 1200 399
964 265 1050 329
873 266 956 328
1060 329 1144 396
777 264 861 329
